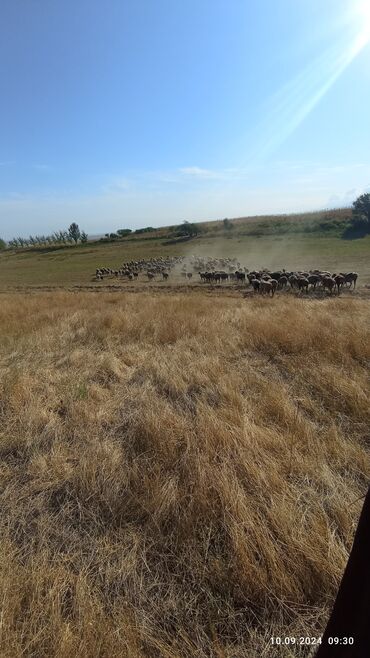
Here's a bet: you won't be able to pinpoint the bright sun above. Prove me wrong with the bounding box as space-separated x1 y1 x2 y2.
356 1 370 34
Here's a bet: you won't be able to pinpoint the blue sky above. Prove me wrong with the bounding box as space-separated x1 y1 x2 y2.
1 0 370 238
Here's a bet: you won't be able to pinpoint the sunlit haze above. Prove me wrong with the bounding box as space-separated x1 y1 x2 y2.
1 0 370 238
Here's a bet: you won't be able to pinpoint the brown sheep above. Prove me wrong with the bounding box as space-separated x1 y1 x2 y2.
344 272 358 289
251 278 260 292
308 274 321 290
297 277 309 293
334 274 345 294
260 280 275 297
289 274 298 288
270 279 278 294
322 276 336 294
278 275 288 289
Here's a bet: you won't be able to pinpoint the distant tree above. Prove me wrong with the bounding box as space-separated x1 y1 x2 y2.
117 229 132 236
68 222 81 244
55 230 65 243
180 221 200 237
223 218 233 231
80 231 88 243
352 193 370 233
0 237 6 250
134 226 156 234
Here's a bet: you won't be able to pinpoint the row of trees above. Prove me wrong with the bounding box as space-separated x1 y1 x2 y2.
6 223 88 249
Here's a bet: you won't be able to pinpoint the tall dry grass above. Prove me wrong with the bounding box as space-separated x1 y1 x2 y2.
0 291 369 657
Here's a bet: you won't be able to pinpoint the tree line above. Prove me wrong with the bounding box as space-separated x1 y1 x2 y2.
2 223 88 249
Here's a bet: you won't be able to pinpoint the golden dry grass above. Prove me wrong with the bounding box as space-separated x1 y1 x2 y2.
0 291 369 657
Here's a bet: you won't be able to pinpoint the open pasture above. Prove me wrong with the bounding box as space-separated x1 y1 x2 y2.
1 228 370 289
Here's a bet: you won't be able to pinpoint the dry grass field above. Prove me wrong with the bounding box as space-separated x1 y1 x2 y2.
0 290 369 657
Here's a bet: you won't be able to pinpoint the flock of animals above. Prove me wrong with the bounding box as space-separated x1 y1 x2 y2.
94 256 359 296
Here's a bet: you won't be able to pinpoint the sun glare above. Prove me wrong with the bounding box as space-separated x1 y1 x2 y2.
248 0 370 161
356 0 370 42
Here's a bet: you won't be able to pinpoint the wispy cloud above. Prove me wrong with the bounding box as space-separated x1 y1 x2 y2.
32 163 52 171
327 184 370 208
102 176 132 193
178 166 224 180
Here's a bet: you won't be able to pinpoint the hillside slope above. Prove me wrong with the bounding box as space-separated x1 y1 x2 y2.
1 207 370 287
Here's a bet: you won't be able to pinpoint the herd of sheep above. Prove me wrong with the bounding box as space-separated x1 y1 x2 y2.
94 256 359 296
95 256 183 281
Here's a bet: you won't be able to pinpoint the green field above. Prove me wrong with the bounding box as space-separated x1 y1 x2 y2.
1 209 370 288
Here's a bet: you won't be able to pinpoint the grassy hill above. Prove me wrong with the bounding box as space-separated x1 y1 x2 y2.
0 290 369 656
1 207 370 287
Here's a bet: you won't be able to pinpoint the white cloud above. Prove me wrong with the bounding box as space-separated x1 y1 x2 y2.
178 166 224 180
327 185 370 207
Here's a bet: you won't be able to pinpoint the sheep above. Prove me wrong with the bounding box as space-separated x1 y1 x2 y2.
334 274 345 294
322 276 336 294
308 274 321 290
278 275 288 289
270 279 278 294
297 277 309 293
260 280 275 296
344 272 358 289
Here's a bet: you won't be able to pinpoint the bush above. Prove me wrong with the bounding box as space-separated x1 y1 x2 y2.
134 227 156 234
351 194 370 234
178 221 200 238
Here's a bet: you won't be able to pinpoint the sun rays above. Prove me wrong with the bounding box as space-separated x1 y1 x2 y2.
250 1 370 161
